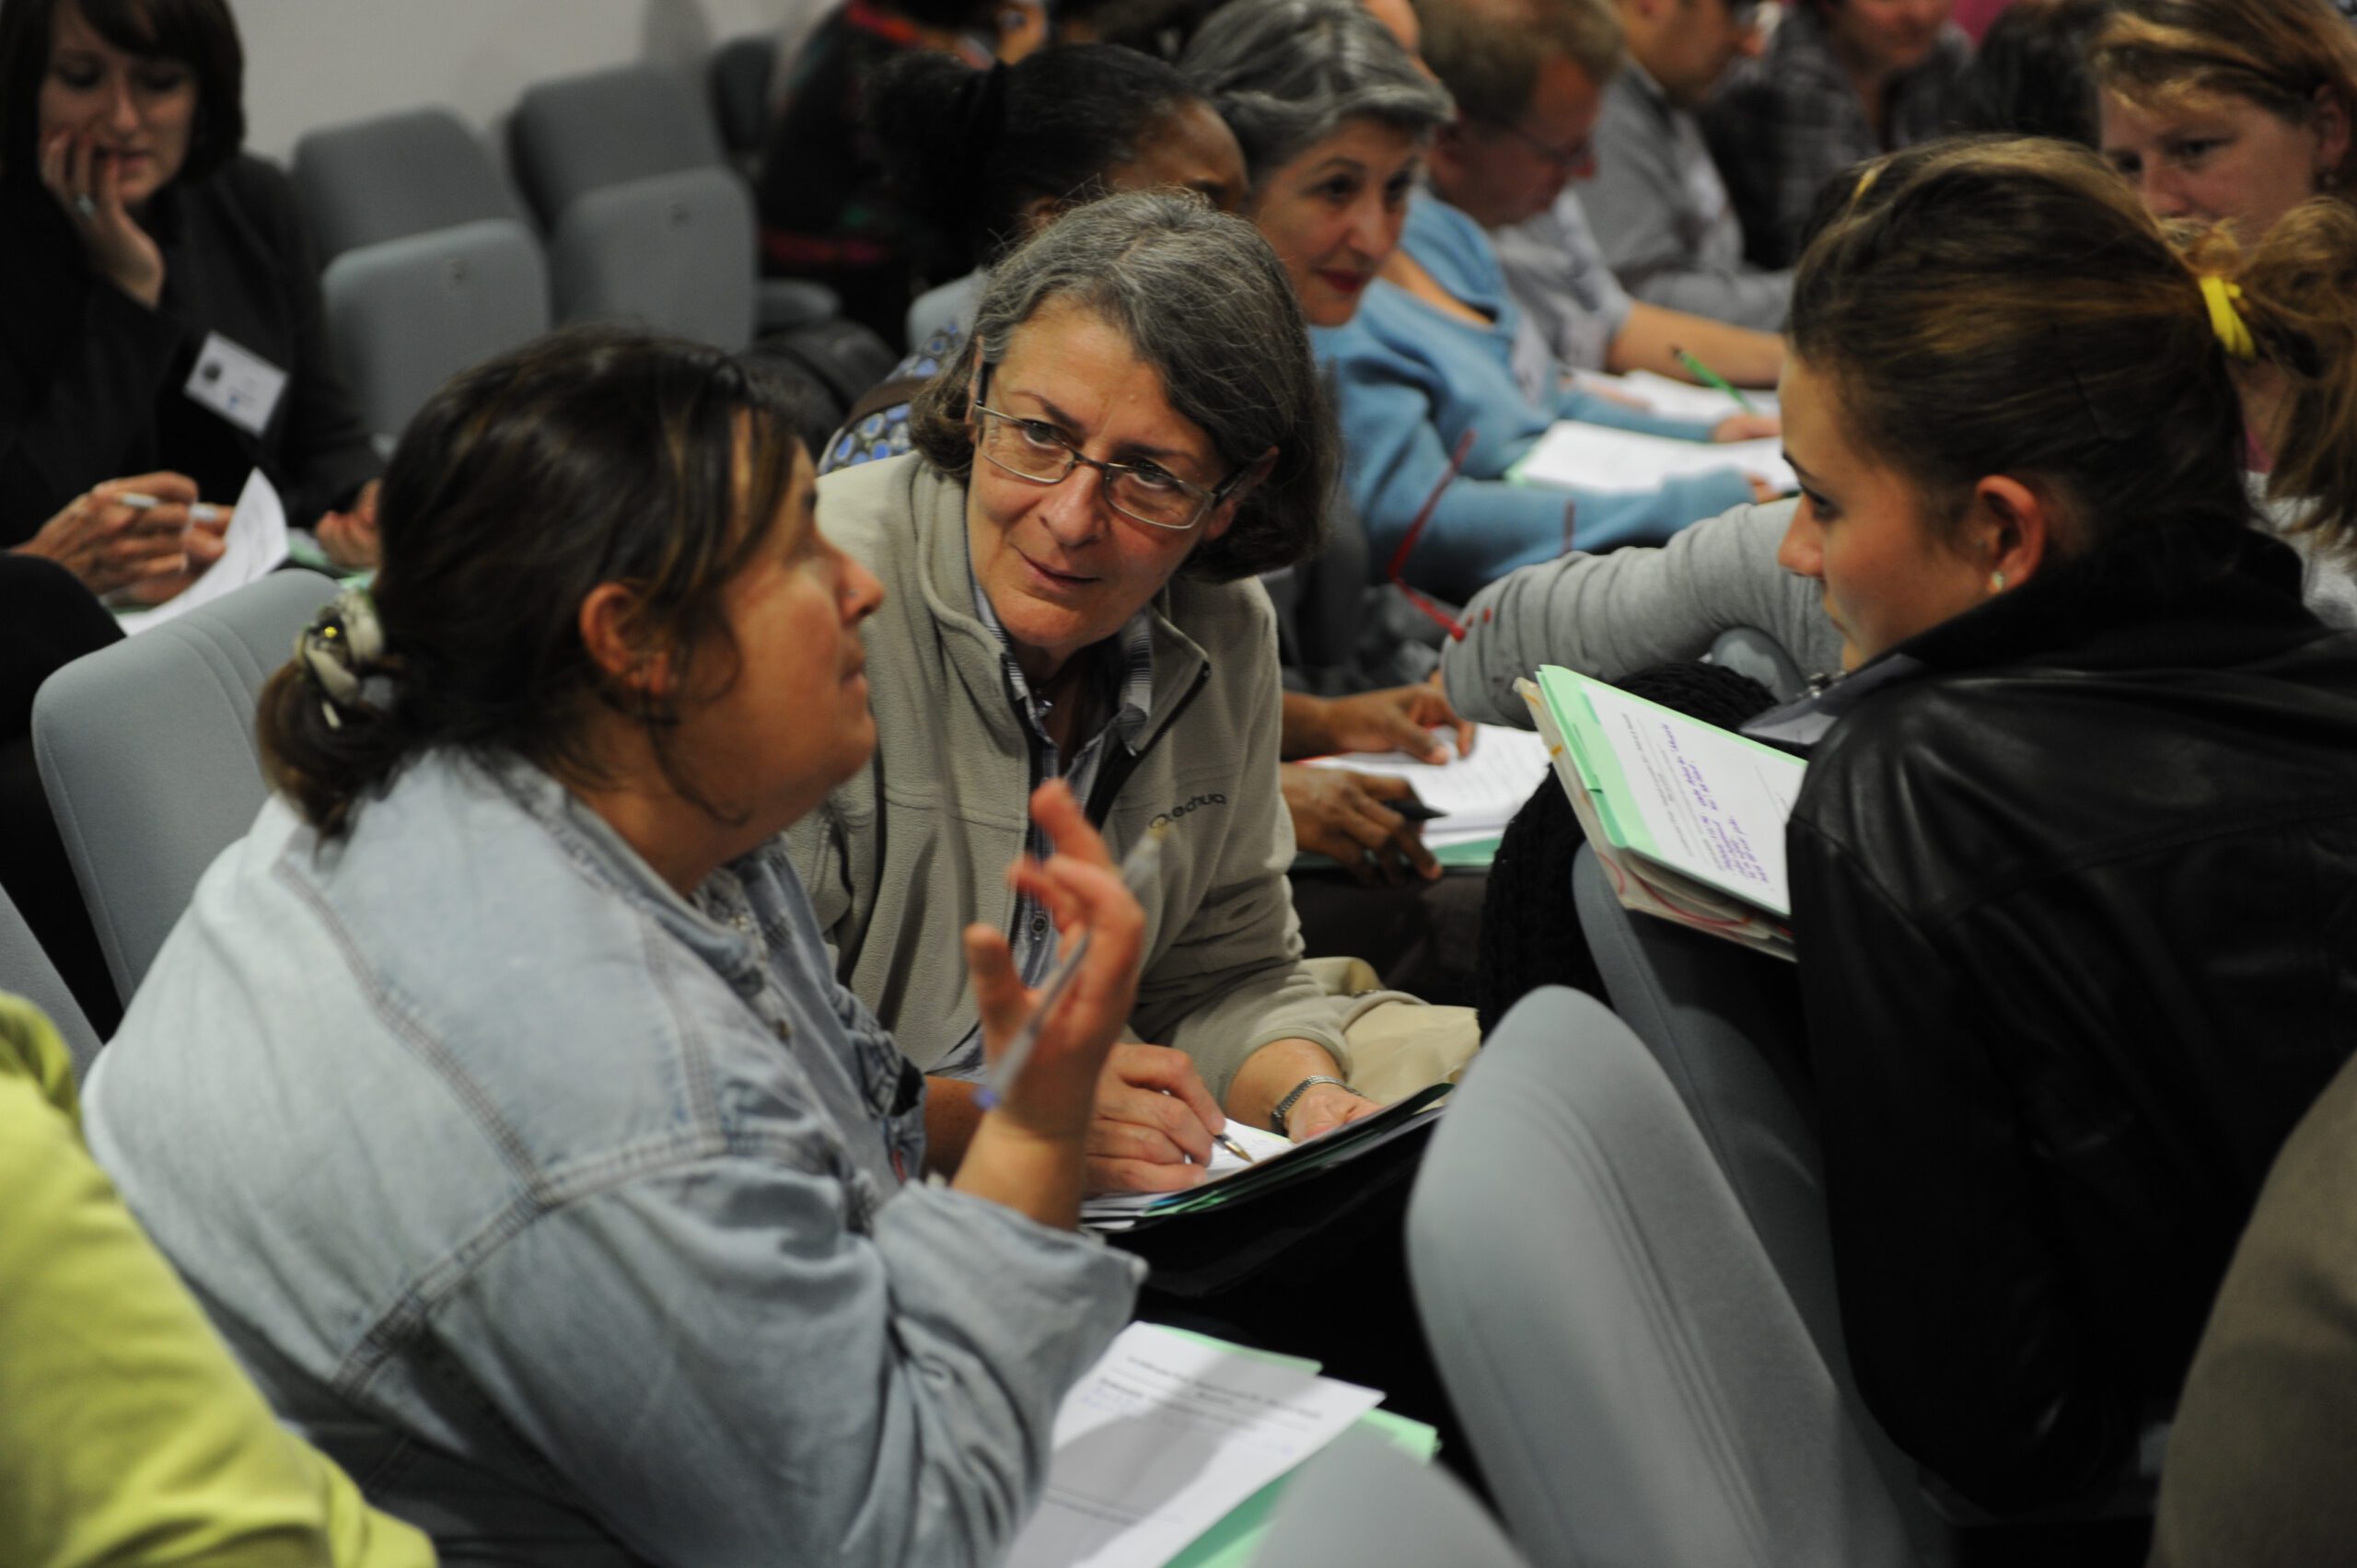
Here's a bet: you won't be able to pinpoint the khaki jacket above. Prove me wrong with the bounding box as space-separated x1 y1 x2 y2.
791 455 1350 1099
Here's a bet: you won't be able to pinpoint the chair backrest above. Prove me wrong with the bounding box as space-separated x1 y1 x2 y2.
322 218 551 438
1407 985 1925 1568
292 107 526 261
709 35 778 159
547 168 755 351
31 571 340 1006
0 882 100 1079
1251 1434 1528 1567
509 64 725 229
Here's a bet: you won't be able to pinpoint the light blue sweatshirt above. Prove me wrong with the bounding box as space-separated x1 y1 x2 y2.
1315 193 1756 602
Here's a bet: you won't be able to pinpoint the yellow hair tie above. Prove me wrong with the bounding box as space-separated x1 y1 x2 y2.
2200 275 2257 362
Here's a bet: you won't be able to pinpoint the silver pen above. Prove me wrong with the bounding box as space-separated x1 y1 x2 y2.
117 492 226 523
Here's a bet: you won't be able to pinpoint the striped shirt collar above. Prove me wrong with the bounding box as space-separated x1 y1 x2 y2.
968 570 1156 752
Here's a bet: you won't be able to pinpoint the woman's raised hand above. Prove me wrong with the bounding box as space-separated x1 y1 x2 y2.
952 781 1149 1225
12 472 222 599
41 127 166 308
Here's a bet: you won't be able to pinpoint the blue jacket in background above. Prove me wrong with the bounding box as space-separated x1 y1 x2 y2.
1316 193 1756 602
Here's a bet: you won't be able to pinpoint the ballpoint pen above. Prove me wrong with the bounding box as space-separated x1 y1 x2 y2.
117 493 226 523
1671 346 1759 414
1212 1131 1259 1164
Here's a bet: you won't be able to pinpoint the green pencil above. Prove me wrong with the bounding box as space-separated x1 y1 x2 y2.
1672 345 1758 414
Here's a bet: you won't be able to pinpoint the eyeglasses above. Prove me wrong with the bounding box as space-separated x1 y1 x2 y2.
1475 114 1595 175
970 403 1243 532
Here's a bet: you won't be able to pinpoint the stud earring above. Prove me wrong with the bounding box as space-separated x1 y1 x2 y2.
1990 571 2006 593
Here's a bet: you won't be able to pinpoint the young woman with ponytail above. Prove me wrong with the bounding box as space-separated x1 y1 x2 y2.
1762 138 2357 1515
78 325 1156 1566
1472 138 2357 1559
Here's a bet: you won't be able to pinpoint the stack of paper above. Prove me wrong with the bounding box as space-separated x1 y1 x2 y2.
1521 667 1806 959
1005 1325 1386 1568
1298 724 1554 852
1512 421 1794 497
1082 1123 1293 1230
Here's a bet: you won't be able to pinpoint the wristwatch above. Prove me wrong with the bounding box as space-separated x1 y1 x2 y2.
1271 1074 1351 1134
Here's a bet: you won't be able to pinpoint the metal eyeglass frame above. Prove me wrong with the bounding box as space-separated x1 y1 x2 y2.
970 401 1248 532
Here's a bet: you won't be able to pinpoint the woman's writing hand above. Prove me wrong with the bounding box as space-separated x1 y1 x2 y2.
1712 412 1782 443
1082 1042 1227 1194
41 128 166 308
1283 762 1440 886
12 472 218 599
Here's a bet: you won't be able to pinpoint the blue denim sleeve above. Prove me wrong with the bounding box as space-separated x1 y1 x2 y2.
1338 359 1753 601
432 1163 1141 1567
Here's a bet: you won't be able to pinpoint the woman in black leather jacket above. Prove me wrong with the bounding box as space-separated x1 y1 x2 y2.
1768 138 2357 1513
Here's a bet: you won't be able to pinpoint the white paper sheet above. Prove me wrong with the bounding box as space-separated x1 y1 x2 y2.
1004 1324 1385 1568
1299 724 1554 847
1580 679 1807 913
1569 367 1781 424
115 467 291 635
1079 1122 1294 1224
1516 420 1794 499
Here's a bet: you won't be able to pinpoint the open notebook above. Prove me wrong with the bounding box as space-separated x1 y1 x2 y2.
1522 666 1806 959
1510 420 1794 497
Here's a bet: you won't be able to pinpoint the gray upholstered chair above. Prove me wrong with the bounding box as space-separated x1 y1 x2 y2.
1250 1434 1528 1567
510 62 832 337
0 883 100 1078
31 571 340 1008
1406 984 1932 1567
291 107 528 263
321 219 550 437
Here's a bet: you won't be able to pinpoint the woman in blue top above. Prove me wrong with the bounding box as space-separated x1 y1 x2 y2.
1183 0 1772 603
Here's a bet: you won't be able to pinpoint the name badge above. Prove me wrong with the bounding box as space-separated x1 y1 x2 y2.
183 331 288 437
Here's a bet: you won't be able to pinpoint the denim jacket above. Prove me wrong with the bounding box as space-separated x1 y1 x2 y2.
85 749 1142 1567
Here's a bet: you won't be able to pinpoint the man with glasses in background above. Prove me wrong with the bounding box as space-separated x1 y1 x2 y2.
1582 0 1794 330
1413 0 1785 389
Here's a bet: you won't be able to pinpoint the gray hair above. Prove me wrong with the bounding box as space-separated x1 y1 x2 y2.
1178 0 1454 185
907 189 1336 584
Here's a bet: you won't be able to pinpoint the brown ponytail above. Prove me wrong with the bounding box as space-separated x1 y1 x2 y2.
1789 135 2357 568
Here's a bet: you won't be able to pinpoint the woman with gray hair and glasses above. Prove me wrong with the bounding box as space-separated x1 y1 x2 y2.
795 188 1480 1201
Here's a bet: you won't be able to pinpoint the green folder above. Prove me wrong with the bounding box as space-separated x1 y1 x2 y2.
1154 1330 1443 1568
1533 665 1805 917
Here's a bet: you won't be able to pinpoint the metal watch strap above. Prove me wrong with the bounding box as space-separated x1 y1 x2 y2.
1271 1074 1350 1134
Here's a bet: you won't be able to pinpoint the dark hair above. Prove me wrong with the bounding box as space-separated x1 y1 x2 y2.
1181 0 1452 187
870 44 1213 273
1412 0 1621 124
259 327 805 837
1070 0 1235 59
2096 0 2357 194
1942 0 2107 144
0 0 244 188
1790 135 2357 568
908 188 1335 582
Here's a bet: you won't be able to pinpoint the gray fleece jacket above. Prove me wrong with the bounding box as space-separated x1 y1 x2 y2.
789 455 1350 1100
1442 499 1840 726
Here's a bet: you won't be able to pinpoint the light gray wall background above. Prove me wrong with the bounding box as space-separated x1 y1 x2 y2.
226 0 799 162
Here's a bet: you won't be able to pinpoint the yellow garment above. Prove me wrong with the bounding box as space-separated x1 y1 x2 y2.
0 995 435 1568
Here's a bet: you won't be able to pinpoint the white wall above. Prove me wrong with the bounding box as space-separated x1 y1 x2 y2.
227 0 797 163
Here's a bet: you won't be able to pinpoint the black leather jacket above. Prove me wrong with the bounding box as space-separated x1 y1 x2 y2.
1785 532 2357 1513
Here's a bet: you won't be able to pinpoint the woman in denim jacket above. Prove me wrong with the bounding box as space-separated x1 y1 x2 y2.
81 326 1152 1567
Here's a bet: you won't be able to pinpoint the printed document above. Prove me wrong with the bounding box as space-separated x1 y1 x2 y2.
1005 1324 1385 1568
1301 724 1553 848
